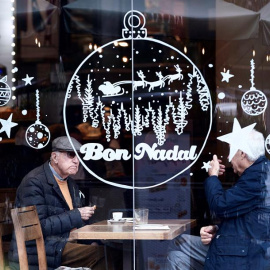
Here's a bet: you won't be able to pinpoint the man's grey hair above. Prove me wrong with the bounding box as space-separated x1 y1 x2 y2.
245 129 265 162
49 151 60 163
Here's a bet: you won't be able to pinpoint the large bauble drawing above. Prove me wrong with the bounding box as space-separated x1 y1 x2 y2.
63 12 212 189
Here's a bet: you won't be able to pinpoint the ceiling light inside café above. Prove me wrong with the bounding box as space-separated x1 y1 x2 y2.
118 42 129 47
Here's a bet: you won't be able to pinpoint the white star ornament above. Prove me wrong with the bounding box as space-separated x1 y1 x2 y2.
22 74 34 86
201 161 212 172
217 118 256 162
0 113 18 138
220 70 234 83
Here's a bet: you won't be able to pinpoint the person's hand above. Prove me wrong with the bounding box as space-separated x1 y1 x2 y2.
208 155 221 176
217 159 225 176
200 225 217 245
78 206 96 221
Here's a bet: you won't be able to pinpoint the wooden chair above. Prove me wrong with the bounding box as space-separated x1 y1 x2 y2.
11 206 47 270
0 202 14 270
11 206 91 270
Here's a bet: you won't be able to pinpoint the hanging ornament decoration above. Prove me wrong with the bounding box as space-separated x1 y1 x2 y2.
0 76 11 106
241 59 267 116
63 10 212 189
25 89 50 149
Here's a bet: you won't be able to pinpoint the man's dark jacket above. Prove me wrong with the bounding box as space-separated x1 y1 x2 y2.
204 156 270 269
8 161 84 270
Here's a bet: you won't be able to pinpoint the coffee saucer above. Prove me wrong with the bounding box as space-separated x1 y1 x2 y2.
107 219 126 224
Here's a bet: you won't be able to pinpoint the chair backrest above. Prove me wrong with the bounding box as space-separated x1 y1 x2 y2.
11 206 47 270
0 202 14 270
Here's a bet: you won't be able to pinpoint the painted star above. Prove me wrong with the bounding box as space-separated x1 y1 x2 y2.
220 70 234 83
0 113 18 138
201 161 212 172
217 118 256 162
22 74 34 85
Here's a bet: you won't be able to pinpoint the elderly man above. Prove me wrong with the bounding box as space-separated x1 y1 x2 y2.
9 136 115 270
167 119 270 269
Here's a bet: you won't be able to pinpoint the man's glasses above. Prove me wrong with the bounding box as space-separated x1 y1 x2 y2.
59 151 77 159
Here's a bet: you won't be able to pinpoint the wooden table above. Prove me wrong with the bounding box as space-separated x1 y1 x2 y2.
70 219 196 241
70 219 196 269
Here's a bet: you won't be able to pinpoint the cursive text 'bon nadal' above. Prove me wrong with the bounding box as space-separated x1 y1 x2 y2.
80 143 197 161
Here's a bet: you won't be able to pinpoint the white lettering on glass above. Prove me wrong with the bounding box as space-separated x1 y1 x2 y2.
80 143 197 161
81 143 131 161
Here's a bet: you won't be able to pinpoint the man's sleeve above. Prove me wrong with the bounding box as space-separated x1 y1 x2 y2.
204 174 262 218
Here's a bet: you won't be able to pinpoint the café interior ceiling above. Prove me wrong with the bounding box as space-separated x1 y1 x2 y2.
60 0 270 73
26 0 270 44
44 0 270 10
11 0 270 104
224 0 270 11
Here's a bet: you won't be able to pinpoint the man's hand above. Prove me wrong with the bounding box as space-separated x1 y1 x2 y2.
78 206 95 221
218 159 225 176
200 225 218 245
209 155 225 176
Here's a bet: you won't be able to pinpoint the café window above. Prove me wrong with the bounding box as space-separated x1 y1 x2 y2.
0 0 269 269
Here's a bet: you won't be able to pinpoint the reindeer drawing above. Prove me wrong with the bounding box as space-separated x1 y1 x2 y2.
133 70 148 90
163 64 184 85
148 71 165 92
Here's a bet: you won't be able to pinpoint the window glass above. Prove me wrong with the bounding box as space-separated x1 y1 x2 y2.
0 0 269 269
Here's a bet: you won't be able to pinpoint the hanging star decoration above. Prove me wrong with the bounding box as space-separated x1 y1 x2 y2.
217 118 256 162
201 161 212 172
220 69 234 83
22 74 34 86
0 113 18 138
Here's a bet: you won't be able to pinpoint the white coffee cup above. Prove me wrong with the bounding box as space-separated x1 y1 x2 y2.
112 212 123 221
